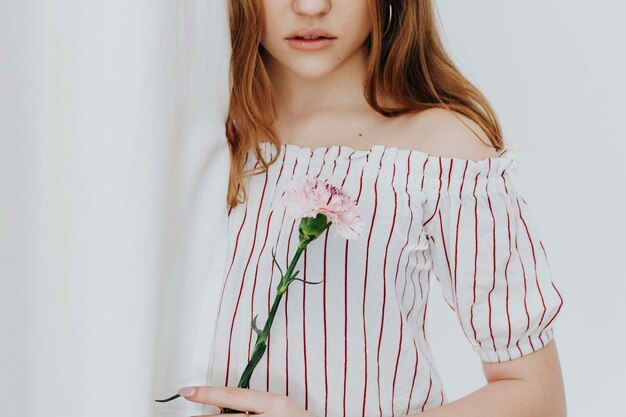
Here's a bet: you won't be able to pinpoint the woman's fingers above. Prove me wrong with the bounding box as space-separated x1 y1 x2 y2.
179 385 276 413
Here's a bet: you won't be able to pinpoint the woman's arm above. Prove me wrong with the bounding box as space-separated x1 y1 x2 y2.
404 339 566 417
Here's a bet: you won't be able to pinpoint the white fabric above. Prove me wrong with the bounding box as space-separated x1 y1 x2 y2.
211 142 564 417
0 1 231 416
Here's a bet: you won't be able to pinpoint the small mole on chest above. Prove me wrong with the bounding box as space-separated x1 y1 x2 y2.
358 133 362 136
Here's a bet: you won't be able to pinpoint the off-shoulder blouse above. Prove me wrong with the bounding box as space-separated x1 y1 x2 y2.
207 141 564 417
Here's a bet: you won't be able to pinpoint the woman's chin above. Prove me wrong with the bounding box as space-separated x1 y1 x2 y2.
287 63 342 80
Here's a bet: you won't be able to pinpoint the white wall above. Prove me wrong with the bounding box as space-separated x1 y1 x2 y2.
430 1 626 416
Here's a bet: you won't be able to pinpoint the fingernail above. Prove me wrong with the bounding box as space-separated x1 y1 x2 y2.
178 386 196 397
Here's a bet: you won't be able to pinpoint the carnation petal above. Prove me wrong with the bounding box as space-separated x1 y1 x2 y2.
281 175 363 240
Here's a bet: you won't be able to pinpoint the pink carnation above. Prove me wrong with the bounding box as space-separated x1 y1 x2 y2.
281 175 363 240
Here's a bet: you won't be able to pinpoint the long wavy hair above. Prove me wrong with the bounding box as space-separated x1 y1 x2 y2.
225 0 504 210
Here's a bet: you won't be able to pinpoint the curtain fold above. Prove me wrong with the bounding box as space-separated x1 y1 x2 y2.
0 1 231 416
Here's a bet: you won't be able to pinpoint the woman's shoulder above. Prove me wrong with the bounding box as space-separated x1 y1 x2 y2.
397 107 503 161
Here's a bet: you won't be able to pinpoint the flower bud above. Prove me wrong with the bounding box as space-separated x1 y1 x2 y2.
298 212 330 242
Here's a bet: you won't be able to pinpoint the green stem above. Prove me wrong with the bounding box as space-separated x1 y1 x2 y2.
242 244 305 386
221 245 307 414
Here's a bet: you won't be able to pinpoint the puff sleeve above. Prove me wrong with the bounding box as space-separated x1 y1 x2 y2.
421 150 565 363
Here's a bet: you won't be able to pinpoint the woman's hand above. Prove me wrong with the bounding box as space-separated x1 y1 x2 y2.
178 385 313 417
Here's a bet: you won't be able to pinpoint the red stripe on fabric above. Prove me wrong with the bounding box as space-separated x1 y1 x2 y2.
249 209 274 362
340 151 356 417
400 248 414 307
342 150 360 417
401 204 426 312
285 219 295 395
224 162 270 386
221 157 258 315
354 155 367 201
420 158 428 190
422 269 430 347
377 158 398 417
421 374 433 412
285 149 314 395
303 247 309 409
402 236 422 325
432 208 471 348
444 160 479 349
313 147 331 180
500 173 513 358
392 152 416 413
275 148 287 184
425 268 446 406
331 147 339 177
349 150 369 417
509 183 531 356
320 147 350 417
436 157 454 286
361 150 385 417
278 156 301 396
423 158 443 226
264 149 288 391
486 159 498 353
322 146 343 417
453 160 469 306
418 267 442 413
343 239 349 417
301 148 330 410
396 150 419 304
537 241 564 336
219 160 259 386
503 211 513 359
437 210 454 310
470 172 481 347
406 252 419 319
322 218 330 417
516 198 548 346
248 161 284 360
405 338 420 416
397 151 415 267
340 150 357 188
391 318 403 415
283 150 315 396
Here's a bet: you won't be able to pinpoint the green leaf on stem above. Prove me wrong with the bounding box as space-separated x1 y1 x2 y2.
270 246 284 277
291 276 324 285
251 314 263 336
154 393 180 402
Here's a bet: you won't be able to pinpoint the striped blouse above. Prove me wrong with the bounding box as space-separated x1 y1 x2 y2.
207 140 564 417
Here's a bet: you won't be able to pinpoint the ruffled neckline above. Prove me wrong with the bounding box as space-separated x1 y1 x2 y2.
257 141 518 180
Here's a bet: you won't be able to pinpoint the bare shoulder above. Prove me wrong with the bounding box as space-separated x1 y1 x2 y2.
398 107 503 160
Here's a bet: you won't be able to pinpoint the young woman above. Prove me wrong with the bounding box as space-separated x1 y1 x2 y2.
179 1 566 416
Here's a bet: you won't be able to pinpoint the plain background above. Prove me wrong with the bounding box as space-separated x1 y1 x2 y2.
1 1 624 416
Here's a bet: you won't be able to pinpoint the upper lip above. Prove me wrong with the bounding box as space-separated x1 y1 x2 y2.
287 28 336 39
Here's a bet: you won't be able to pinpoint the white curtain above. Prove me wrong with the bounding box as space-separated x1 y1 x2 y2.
1 1 231 416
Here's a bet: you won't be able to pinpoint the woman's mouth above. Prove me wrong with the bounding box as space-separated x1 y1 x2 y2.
287 36 335 51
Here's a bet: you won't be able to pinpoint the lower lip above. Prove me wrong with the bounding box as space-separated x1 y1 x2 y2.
287 37 335 51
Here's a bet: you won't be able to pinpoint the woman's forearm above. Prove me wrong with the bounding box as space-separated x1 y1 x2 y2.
403 378 566 417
